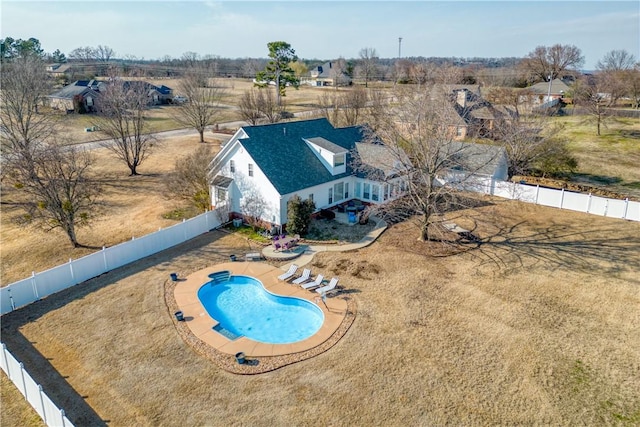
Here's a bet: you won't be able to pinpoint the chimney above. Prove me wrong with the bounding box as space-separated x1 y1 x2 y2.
456 90 467 108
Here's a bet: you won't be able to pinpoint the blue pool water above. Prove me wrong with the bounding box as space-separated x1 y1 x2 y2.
197 275 324 344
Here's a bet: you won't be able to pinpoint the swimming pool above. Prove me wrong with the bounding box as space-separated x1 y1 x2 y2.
197 275 324 344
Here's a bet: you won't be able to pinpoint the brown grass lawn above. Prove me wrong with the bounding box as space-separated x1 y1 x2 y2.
1 88 640 425
2 197 640 425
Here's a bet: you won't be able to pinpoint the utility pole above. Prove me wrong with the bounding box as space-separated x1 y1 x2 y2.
398 37 403 58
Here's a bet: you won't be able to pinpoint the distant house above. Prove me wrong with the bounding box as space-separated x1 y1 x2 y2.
48 80 105 113
48 80 173 113
304 61 352 87
519 78 571 111
208 118 405 229
435 85 517 140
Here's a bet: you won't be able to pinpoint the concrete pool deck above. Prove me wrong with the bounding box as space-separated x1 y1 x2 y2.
173 262 348 357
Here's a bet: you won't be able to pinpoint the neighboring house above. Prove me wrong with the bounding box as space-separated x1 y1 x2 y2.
519 78 571 111
304 61 352 87
48 80 173 112
45 62 74 77
48 80 105 113
436 85 517 140
208 118 405 229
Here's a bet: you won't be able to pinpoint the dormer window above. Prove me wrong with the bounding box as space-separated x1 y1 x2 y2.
334 153 345 167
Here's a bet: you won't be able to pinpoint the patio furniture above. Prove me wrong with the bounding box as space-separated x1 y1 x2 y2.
301 274 324 290
291 269 312 285
274 242 282 251
278 264 298 281
315 277 339 295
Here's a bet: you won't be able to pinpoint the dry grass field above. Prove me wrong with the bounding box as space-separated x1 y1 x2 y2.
1 200 639 426
1 83 640 425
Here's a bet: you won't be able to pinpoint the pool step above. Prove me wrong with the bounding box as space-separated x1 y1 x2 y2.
213 324 240 340
208 270 231 284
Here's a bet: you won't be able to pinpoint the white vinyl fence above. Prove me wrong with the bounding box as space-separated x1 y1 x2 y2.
1 210 222 315
0 210 222 426
1 343 74 427
458 177 640 222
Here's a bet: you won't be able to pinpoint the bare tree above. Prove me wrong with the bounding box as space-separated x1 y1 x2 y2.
597 49 637 72
596 49 638 107
330 57 349 88
7 143 98 247
95 45 115 62
0 55 56 174
342 86 368 126
238 88 264 125
316 91 341 126
172 68 226 142
357 47 378 88
572 75 611 136
237 88 283 125
68 46 96 62
361 81 495 243
520 44 584 83
92 77 155 175
164 145 212 211
493 115 576 178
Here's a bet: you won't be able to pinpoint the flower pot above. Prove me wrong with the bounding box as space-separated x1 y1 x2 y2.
229 254 237 262
174 311 184 321
235 352 245 364
170 273 178 281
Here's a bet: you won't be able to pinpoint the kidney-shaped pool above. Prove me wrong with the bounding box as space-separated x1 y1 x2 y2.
197 275 324 344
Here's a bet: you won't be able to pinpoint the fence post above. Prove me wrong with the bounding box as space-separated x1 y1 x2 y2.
102 246 108 271
586 193 592 213
69 259 75 283
535 185 540 204
8 288 16 311
19 362 27 399
604 199 609 217
623 198 629 219
183 218 187 240
38 385 48 424
560 188 565 209
61 409 67 427
31 271 39 300
1 343 10 378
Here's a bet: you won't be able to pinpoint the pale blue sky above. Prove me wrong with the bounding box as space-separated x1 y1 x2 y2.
1 1 638 68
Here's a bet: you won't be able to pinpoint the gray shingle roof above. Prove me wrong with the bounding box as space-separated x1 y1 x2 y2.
238 118 366 195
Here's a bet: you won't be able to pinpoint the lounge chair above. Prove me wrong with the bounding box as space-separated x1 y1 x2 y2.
315 277 339 295
291 269 311 285
301 274 324 290
277 264 298 281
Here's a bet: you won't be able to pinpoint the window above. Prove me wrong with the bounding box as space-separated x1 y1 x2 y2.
215 187 227 203
230 160 235 173
334 153 345 167
355 182 361 198
334 182 344 202
344 183 349 199
456 127 464 137
248 163 253 177
383 184 389 201
86 96 93 107
363 183 370 199
328 188 333 204
372 185 379 201
308 193 314 202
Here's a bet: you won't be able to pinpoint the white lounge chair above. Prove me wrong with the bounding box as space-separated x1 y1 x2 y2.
301 274 324 290
315 277 339 295
291 269 311 285
277 264 298 281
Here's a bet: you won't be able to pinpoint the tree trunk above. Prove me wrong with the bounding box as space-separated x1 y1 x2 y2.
199 129 205 143
420 218 430 241
64 221 80 248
